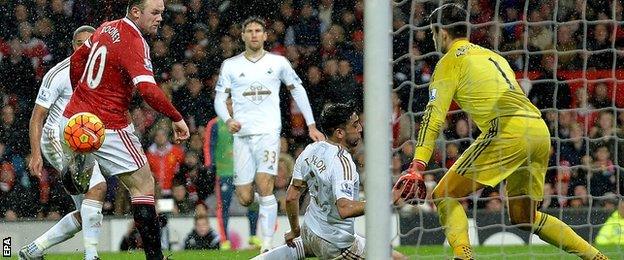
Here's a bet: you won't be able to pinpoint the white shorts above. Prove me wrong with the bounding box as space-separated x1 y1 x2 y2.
233 134 280 185
301 222 366 259
41 126 106 208
59 117 147 176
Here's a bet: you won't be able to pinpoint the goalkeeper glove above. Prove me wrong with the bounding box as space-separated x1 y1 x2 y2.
392 160 427 205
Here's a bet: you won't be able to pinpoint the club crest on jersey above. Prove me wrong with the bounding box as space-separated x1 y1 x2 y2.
429 89 437 101
243 82 272 105
267 68 273 74
144 59 153 71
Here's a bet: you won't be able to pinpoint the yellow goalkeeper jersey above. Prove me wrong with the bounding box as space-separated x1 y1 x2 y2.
414 39 542 163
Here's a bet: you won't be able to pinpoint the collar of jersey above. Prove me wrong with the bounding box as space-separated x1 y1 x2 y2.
123 17 143 36
448 39 470 52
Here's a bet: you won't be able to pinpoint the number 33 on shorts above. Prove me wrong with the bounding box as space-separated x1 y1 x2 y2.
263 150 276 164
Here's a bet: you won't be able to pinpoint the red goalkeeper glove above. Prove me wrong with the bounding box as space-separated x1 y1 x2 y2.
392 160 427 205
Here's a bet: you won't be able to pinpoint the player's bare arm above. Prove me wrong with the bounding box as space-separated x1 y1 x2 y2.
28 104 49 176
336 198 366 219
284 179 306 247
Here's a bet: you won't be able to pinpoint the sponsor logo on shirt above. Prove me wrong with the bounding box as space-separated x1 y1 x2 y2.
242 82 272 105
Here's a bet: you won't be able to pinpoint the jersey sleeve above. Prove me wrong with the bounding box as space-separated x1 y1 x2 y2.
413 58 459 163
35 67 66 109
215 62 231 93
279 57 303 87
332 155 357 201
291 148 309 182
119 37 156 86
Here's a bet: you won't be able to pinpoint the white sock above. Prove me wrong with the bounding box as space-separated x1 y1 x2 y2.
81 199 103 260
252 238 306 260
259 195 278 243
33 210 81 251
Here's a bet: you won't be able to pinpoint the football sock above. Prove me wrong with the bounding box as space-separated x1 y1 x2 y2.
435 198 473 260
81 199 103 260
131 195 163 260
259 195 278 244
33 210 81 251
251 238 306 260
533 211 601 260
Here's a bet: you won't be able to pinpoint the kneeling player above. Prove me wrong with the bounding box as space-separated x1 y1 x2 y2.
253 103 405 259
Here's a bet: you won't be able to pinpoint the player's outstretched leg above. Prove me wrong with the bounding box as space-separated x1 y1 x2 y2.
19 211 81 260
508 197 607 260
432 171 486 260
251 238 306 260
119 165 163 260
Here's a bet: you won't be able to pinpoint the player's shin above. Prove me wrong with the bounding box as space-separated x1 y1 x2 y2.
131 195 163 260
81 199 103 260
31 210 81 253
259 194 278 251
435 198 473 260
532 211 605 260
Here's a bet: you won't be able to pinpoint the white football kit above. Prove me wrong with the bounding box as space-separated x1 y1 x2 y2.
215 52 315 185
292 141 366 259
35 57 105 208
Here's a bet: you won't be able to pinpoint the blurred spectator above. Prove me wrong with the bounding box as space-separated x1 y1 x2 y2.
305 66 326 120
484 191 503 213
569 185 589 208
184 214 221 250
146 128 185 197
590 82 613 108
589 145 616 197
528 55 572 109
587 23 613 70
176 151 213 205
176 77 214 131
560 124 588 166
171 181 194 216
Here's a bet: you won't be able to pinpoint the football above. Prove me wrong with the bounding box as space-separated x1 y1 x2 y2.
63 112 105 153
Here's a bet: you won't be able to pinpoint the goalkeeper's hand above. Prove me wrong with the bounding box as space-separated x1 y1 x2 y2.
392 160 427 205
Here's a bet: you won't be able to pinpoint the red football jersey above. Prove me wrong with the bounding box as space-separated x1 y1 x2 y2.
65 18 156 129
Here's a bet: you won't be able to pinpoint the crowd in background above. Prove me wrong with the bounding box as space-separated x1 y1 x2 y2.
0 0 623 223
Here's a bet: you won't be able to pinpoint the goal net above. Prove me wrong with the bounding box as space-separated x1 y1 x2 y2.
391 0 624 258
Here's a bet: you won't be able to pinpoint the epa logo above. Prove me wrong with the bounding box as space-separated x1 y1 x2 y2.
2 237 10 257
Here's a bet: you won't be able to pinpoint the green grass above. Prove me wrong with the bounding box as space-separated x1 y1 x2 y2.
21 245 624 259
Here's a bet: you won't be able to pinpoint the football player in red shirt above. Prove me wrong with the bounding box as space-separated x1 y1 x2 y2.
63 1 189 259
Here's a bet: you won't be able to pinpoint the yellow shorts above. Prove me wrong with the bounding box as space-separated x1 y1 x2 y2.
447 116 550 201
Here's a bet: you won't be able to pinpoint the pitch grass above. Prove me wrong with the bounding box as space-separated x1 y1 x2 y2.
36 245 623 259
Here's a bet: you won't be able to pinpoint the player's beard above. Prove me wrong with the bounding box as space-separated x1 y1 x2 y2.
346 136 361 149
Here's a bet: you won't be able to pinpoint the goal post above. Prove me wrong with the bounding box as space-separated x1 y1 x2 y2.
363 0 393 259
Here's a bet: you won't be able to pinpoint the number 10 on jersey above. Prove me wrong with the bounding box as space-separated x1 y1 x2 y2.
80 41 107 89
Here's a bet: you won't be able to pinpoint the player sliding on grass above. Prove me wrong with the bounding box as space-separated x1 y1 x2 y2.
253 102 406 260
395 4 607 260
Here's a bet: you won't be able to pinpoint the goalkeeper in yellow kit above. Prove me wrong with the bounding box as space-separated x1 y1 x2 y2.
394 4 607 260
